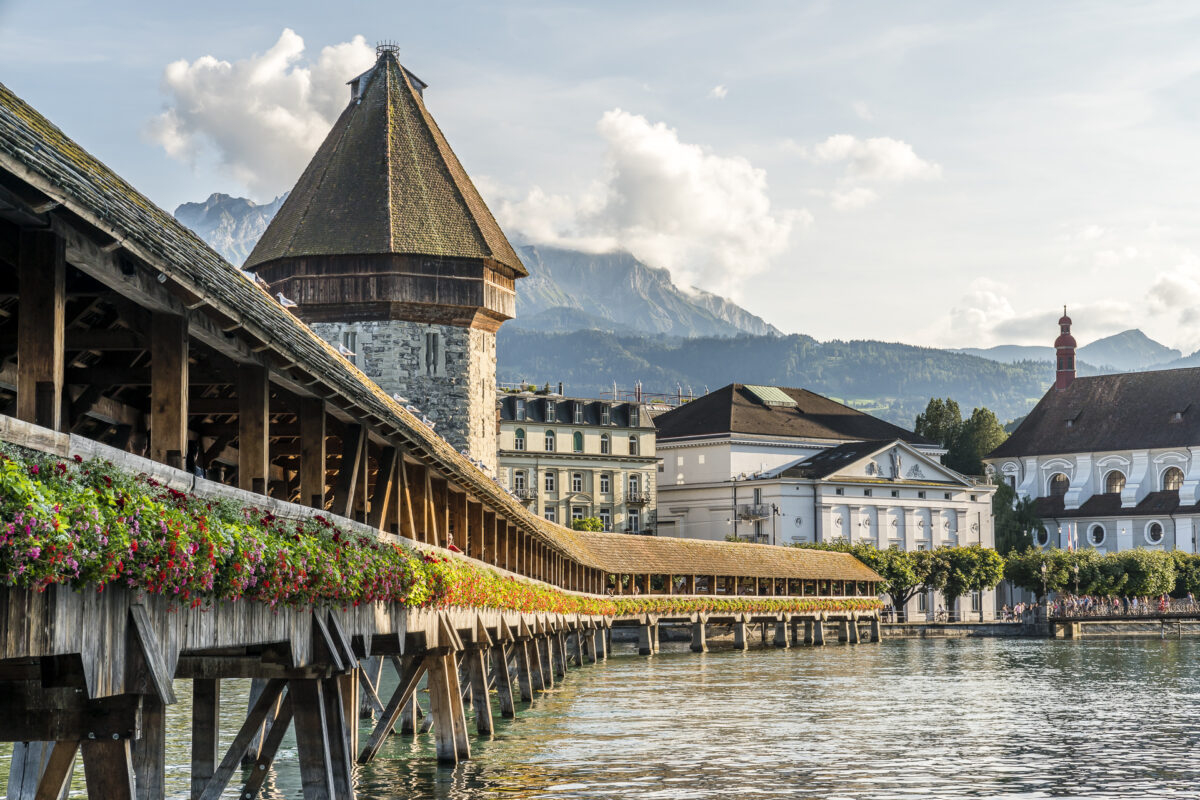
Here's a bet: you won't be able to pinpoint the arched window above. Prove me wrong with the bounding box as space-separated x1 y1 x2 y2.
628 434 639 456
1163 467 1185 492
1089 524 1105 547
513 428 525 451
600 433 611 455
1048 473 1069 497
1104 470 1126 495
1146 521 1164 545
573 431 584 453
544 430 555 451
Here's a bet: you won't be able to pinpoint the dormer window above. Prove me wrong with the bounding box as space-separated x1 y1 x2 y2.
545 400 556 423
515 399 526 421
573 402 583 424
1173 411 1184 423
601 404 611 426
629 406 640 427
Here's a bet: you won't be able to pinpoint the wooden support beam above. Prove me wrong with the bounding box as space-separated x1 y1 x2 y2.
299 398 327 508
81 739 135 800
492 642 516 718
319 677 354 798
150 312 188 467
196 679 286 800
465 647 494 735
367 446 398 530
190 679 220 800
289 679 335 800
330 424 363 518
358 657 428 763
16 229 65 430
239 694 294 800
237 364 269 493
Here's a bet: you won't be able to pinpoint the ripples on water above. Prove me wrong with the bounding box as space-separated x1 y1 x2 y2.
5 636 1200 799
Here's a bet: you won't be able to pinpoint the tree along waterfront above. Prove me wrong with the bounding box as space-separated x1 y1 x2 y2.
795 542 1005 621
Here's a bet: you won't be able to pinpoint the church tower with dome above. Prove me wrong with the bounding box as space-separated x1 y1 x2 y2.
1055 307 1077 391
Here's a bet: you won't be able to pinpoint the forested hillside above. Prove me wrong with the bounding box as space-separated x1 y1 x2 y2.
497 330 1072 426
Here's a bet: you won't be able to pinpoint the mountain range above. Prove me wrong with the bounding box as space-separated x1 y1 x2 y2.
173 192 1195 428
955 329 1182 371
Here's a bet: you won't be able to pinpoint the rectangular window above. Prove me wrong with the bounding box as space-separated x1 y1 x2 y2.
629 406 639 427
918 491 926 499
628 508 641 533
891 490 899 497
601 405 611 426
970 495 977 502
515 399 526 421
944 492 952 500
835 487 844 496
572 506 585 522
545 401 556 423
424 331 440 376
628 474 640 497
698 454 705 464
971 591 982 612
514 471 526 492
599 509 612 531
545 472 556 493
918 592 927 612
600 474 611 494
864 489 872 497
573 403 583 424
544 508 556 524
572 473 583 493
341 331 358 366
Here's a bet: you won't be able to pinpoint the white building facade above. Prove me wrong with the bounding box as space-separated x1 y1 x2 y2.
497 391 658 533
656 384 997 619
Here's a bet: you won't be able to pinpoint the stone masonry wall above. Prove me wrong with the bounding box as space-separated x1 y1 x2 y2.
311 320 498 474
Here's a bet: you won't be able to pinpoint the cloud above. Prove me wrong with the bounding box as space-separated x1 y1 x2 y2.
146 29 375 199
830 186 879 211
496 109 807 298
710 84 728 100
812 134 942 182
852 101 874 121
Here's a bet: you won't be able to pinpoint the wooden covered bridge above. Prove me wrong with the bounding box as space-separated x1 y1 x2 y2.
0 65 881 800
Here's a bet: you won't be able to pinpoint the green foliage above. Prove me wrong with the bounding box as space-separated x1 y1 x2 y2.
951 407 1008 475
914 397 962 449
992 481 1043 554
913 398 1009 475
571 517 604 532
939 545 1006 608
794 542 1001 614
1005 547 1180 599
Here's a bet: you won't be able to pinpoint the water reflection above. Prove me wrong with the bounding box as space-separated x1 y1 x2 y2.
4 637 1200 798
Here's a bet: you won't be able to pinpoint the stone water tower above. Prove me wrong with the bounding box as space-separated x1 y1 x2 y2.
246 44 525 472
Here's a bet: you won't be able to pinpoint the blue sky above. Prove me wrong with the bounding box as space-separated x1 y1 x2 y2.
4 1 1200 352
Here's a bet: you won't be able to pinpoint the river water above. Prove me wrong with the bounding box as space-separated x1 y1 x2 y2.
5 634 1200 799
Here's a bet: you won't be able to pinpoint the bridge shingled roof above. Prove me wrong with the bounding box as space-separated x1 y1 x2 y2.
0 79 877 585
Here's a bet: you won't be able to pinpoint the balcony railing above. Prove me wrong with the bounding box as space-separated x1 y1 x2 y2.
625 491 651 505
513 487 537 503
737 503 771 521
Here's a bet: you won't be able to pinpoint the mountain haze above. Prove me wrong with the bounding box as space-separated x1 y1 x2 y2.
954 329 1181 371
174 193 287 266
513 245 780 338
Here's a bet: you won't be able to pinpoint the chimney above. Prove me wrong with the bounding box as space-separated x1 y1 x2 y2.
1055 306 1077 391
